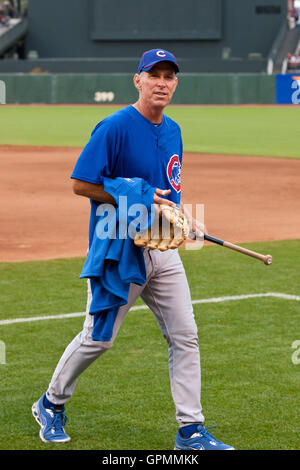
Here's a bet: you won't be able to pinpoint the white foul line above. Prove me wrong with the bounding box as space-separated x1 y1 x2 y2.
0 292 299 326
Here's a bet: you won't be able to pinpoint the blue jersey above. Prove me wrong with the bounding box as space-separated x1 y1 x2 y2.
71 105 183 245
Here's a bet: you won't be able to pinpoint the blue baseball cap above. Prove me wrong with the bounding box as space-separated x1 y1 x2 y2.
138 49 179 74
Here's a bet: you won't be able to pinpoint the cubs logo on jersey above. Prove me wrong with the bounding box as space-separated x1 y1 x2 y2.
167 154 181 193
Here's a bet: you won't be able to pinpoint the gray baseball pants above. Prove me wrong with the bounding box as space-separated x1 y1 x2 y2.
46 248 205 425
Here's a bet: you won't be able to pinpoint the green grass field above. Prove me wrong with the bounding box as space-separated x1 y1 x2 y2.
0 105 300 158
1 240 300 450
0 104 299 451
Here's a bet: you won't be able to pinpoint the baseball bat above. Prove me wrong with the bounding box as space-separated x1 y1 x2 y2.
189 231 272 265
204 234 272 265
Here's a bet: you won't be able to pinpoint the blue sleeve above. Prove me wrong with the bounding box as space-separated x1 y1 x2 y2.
71 119 120 185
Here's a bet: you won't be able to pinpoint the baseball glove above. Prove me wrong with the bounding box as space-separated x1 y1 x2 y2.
134 204 190 251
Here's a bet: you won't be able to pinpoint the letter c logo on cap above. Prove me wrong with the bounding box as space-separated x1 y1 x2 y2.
156 50 167 57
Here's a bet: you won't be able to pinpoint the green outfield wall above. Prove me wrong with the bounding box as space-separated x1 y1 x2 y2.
0 73 276 105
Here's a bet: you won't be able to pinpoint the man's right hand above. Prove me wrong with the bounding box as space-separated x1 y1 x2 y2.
153 188 176 207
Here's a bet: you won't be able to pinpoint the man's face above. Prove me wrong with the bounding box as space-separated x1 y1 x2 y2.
135 62 178 108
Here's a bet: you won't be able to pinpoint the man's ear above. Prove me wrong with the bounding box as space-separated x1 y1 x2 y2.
133 73 141 91
173 76 178 91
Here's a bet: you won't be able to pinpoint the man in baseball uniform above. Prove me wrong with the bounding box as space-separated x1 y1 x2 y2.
32 49 234 450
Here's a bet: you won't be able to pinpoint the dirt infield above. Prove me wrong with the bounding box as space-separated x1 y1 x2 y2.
1 145 299 262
